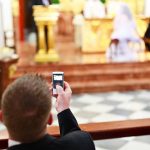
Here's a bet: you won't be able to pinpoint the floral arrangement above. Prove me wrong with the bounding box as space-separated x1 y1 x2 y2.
100 0 106 4
52 0 59 4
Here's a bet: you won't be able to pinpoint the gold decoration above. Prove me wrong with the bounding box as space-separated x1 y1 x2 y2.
82 16 149 53
33 5 60 63
59 0 72 12
9 64 17 78
82 18 113 53
59 0 86 14
37 22 46 54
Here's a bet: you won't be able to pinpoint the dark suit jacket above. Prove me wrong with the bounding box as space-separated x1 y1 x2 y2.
32 0 52 6
8 109 95 150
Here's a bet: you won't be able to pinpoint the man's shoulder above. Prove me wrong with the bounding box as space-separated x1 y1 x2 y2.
57 130 95 150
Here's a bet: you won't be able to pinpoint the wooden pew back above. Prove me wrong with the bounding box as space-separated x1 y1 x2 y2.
1 118 150 149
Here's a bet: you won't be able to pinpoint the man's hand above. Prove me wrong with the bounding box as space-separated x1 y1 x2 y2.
55 81 72 113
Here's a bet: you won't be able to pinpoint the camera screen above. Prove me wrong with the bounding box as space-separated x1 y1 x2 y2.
53 74 64 89
54 75 63 81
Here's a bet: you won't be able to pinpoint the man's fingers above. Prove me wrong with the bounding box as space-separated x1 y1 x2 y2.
56 85 64 94
64 81 72 93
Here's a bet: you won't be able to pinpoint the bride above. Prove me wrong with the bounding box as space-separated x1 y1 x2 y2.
106 2 142 62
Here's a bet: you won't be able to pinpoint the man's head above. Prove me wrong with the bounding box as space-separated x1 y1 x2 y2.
0 74 51 142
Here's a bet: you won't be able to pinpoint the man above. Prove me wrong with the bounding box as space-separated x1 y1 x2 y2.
144 23 150 52
0 74 95 150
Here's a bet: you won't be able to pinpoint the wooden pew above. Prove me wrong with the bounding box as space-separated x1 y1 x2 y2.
0 118 150 149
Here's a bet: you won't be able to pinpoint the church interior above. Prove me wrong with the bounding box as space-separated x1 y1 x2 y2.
0 0 150 149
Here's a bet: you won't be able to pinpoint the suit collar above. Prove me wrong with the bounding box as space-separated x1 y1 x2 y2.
8 134 55 150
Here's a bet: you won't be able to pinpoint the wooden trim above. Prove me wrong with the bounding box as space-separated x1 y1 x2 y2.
47 118 150 140
1 118 150 149
0 58 18 106
18 0 25 41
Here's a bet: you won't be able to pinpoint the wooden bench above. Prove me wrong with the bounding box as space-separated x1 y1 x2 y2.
0 118 150 149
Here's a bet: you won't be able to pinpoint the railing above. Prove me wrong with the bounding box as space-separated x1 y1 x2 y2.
0 118 150 149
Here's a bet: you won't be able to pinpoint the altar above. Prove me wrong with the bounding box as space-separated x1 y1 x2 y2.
30 0 149 55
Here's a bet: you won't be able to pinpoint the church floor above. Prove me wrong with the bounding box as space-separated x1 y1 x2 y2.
1 90 149 149
51 90 150 150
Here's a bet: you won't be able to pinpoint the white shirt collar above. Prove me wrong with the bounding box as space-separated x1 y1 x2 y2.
8 139 21 147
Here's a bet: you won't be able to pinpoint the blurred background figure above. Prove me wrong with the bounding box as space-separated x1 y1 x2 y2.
106 2 142 62
84 0 106 19
144 21 150 52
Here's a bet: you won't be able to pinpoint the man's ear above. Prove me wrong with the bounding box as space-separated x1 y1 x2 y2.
0 110 3 122
47 113 53 125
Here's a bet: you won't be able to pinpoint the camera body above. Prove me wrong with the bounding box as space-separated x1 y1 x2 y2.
52 72 64 95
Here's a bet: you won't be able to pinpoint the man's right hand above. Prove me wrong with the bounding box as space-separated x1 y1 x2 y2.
55 81 72 113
